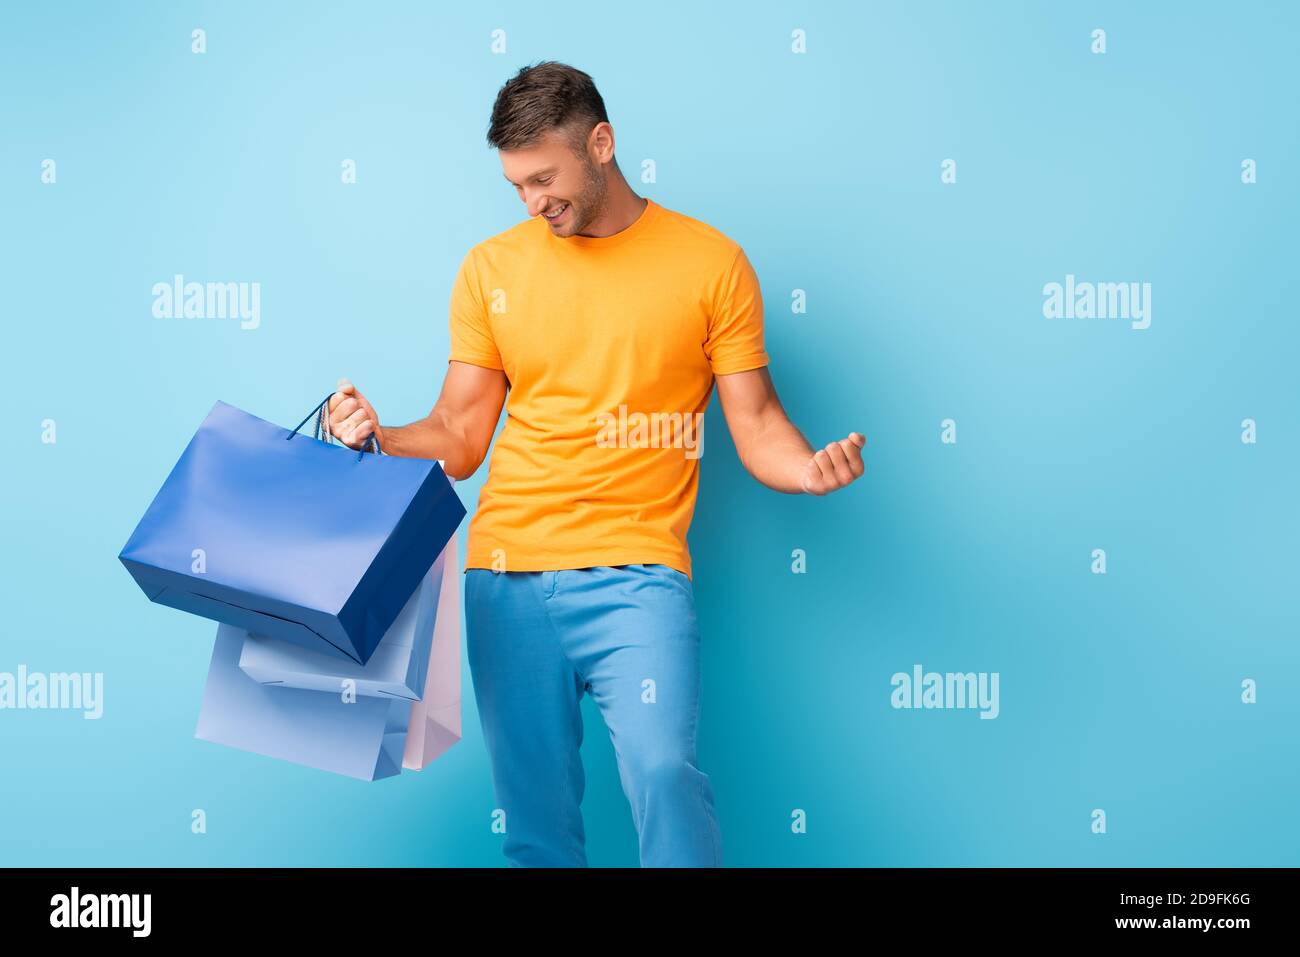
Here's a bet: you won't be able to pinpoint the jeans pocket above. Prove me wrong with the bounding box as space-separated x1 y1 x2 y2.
648 563 693 596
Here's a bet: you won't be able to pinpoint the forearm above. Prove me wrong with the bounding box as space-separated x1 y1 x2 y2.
380 411 481 480
717 367 865 497
735 413 815 494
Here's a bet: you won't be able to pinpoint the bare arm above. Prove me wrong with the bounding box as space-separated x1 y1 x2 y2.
328 361 507 480
715 366 865 495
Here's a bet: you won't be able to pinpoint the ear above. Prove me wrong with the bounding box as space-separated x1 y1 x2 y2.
589 122 615 164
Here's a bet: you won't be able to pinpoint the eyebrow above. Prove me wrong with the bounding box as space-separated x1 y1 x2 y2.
503 167 559 186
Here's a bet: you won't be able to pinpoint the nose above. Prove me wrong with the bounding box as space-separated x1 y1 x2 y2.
520 188 549 217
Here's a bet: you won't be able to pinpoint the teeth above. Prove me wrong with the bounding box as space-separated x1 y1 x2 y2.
546 203 566 218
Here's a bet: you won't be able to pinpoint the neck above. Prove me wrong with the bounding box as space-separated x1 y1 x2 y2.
578 174 647 238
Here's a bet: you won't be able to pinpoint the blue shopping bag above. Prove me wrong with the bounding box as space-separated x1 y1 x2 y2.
195 623 410 781
119 395 464 665
237 542 447 701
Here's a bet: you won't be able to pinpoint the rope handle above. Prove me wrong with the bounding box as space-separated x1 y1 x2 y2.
286 392 383 461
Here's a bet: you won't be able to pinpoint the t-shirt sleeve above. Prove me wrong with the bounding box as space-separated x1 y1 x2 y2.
447 252 504 371
704 246 770 375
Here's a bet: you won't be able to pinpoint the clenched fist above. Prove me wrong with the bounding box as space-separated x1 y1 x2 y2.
801 432 866 495
328 377 385 450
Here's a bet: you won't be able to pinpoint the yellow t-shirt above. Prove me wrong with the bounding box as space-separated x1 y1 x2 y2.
447 197 768 580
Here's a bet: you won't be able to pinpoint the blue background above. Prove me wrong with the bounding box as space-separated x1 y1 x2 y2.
2 1 1296 866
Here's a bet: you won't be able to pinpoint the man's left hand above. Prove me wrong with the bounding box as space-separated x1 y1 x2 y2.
801 432 866 495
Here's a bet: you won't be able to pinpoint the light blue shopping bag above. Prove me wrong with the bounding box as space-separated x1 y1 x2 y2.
195 622 411 781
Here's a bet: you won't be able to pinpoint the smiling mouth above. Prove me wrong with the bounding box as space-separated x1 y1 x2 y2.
543 202 569 222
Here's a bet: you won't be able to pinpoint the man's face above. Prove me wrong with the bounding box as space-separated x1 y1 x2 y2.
500 127 608 237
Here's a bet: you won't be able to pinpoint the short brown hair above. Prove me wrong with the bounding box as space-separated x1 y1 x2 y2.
486 61 611 156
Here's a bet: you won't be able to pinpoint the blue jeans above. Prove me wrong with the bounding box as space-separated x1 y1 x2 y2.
464 564 722 867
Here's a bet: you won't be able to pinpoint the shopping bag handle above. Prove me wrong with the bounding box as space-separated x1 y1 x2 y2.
286 393 382 461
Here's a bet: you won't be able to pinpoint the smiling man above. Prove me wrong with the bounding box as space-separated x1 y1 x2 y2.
328 61 864 867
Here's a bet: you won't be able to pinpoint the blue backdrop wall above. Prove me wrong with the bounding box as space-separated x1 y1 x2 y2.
2 1 1296 866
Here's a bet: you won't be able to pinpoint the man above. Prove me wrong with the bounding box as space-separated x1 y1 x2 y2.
329 61 864 867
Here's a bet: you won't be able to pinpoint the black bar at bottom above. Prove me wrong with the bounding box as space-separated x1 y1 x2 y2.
0 866 1283 941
